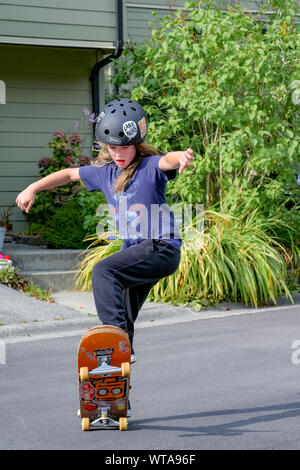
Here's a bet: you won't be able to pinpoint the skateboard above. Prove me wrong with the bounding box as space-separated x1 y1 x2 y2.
77 325 131 431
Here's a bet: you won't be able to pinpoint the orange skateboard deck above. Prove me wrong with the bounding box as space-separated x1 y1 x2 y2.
77 325 131 431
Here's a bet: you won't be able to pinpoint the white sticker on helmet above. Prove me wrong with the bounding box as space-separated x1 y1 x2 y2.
107 136 122 144
123 120 138 139
97 111 105 124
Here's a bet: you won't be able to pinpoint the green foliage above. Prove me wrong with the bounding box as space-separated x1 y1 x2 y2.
41 200 88 249
0 265 27 289
26 130 90 229
151 208 295 308
112 0 300 237
23 110 103 248
74 208 295 307
77 187 108 236
22 282 54 302
0 265 53 302
75 233 123 290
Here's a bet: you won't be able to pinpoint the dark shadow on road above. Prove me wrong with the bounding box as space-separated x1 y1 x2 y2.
129 401 300 437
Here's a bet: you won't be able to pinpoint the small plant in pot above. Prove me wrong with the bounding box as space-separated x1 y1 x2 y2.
0 203 15 232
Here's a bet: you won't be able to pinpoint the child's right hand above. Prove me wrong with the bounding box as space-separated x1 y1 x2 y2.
16 188 36 214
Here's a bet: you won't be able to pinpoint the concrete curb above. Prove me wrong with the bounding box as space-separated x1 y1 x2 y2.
0 317 99 342
0 284 299 343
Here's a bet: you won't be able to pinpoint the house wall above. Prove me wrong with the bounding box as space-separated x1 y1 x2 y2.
0 0 115 48
0 0 118 232
0 45 99 232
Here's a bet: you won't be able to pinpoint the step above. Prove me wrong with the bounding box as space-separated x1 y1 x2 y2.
3 244 83 271
2 243 84 291
21 270 80 291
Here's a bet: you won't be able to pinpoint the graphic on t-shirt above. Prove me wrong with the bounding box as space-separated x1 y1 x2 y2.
111 182 146 240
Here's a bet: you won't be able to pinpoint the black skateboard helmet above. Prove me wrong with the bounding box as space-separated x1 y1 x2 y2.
95 98 148 146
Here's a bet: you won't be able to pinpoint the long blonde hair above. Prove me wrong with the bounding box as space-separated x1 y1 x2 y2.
93 141 161 193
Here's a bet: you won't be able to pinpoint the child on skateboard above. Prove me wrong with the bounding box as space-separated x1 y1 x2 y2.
16 98 194 366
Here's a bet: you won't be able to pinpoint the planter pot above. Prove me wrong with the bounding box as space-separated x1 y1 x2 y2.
0 227 5 252
0 259 12 271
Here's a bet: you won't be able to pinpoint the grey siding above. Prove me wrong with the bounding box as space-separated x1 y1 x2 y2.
0 44 98 232
0 0 115 46
126 0 187 43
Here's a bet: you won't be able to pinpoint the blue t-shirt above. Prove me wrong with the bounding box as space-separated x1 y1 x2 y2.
79 155 182 252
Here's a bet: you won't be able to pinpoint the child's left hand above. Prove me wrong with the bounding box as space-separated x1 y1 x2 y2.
178 148 195 174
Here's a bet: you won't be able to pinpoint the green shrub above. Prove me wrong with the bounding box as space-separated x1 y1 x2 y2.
42 200 88 249
148 209 294 308
26 130 91 230
25 108 98 237
77 187 108 236
74 206 296 307
112 0 300 244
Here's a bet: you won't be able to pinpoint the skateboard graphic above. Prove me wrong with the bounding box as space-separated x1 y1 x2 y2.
77 325 131 431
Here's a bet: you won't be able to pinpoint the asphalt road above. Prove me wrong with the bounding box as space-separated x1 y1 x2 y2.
1 305 300 451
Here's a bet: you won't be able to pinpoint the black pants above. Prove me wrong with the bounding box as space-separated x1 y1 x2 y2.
92 239 181 349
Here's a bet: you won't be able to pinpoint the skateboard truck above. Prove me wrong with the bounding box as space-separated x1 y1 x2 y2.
89 348 122 376
89 362 123 377
89 406 120 429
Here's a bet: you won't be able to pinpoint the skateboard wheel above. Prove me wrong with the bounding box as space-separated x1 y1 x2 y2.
80 366 89 381
121 362 130 377
81 417 90 431
119 417 127 431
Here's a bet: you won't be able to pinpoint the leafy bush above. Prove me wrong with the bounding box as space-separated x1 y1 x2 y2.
41 200 88 249
26 130 91 230
22 109 105 248
112 0 300 240
77 187 108 237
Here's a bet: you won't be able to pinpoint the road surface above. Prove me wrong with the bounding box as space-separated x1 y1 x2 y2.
1 305 300 450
